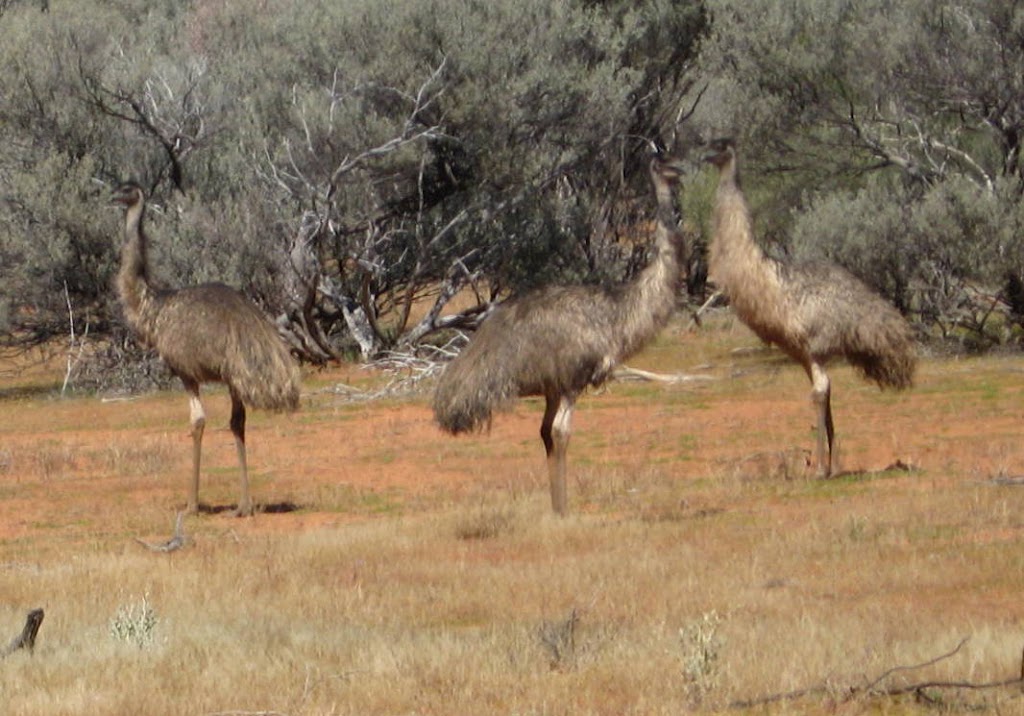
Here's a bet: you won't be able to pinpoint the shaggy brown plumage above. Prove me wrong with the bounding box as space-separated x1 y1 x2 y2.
703 138 915 475
433 152 688 514
113 183 300 516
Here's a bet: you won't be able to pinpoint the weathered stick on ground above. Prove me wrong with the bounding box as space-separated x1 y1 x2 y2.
729 637 1024 710
135 510 188 553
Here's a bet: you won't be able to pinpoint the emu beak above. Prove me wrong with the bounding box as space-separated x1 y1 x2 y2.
666 158 690 175
110 189 135 207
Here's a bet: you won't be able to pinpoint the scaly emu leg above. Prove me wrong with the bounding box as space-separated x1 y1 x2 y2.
229 390 253 517
183 378 205 514
809 362 835 477
540 393 575 515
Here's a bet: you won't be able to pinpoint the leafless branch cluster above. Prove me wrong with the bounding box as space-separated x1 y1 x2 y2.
80 56 209 192
259 58 448 202
261 59 499 363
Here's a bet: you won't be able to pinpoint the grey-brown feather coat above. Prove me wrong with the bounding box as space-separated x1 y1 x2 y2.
112 183 299 515
433 152 688 513
704 138 915 475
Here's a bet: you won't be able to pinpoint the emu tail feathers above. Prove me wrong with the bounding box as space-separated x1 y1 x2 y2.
433 337 517 434
228 319 301 412
847 309 916 391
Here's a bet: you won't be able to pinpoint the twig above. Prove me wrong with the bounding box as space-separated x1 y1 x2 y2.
687 290 723 330
60 281 89 397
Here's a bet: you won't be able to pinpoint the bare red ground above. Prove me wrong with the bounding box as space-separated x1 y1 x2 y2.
1 330 1022 545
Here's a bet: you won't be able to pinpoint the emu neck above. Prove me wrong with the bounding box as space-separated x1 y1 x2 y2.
616 175 685 358
709 155 787 339
116 201 160 343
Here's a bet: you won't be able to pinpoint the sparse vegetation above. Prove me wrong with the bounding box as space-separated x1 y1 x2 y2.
109 593 159 649
0 318 1022 714
680 609 724 704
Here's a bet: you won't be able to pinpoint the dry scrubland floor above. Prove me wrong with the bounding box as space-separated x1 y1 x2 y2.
1 315 1024 715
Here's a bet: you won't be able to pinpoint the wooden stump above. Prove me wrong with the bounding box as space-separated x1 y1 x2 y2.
1 608 44 658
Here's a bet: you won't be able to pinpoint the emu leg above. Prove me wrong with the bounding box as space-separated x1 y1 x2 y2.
541 394 575 515
230 392 253 517
184 380 206 514
809 363 834 477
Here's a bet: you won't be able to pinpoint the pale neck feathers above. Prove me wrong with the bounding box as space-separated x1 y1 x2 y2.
708 162 789 339
116 199 163 346
614 194 685 359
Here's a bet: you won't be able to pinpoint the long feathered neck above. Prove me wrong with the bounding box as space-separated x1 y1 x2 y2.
708 149 791 341
615 168 686 358
116 198 162 343
709 152 777 298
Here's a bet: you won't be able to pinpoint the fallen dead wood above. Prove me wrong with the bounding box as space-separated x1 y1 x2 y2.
989 474 1024 486
135 511 188 553
1 608 44 658
687 290 723 330
613 366 715 384
729 637 1024 710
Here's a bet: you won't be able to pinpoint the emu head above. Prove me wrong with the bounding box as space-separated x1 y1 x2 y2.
648 143 688 184
111 183 144 209
702 138 736 169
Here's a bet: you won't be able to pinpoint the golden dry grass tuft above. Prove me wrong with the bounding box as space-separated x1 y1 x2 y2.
1 315 1024 714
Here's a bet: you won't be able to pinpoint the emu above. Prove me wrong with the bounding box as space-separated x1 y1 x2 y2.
112 183 301 516
433 151 688 514
703 138 915 476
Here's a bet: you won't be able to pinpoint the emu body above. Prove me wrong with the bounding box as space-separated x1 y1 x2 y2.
113 184 300 516
703 138 915 475
433 153 688 514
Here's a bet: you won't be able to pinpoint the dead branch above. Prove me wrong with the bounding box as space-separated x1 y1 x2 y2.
60 280 89 397
135 511 188 553
860 637 969 695
1 608 44 658
729 637 1024 710
687 290 723 330
613 365 715 384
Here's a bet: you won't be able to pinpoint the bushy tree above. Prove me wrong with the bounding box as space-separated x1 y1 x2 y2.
694 0 1024 345
0 0 708 371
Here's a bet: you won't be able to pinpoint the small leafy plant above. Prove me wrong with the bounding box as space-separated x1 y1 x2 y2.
680 610 724 703
109 593 159 649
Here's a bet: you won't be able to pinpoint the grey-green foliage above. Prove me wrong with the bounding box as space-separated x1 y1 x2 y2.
680 610 724 704
792 174 1024 343
695 0 1024 344
108 592 159 649
239 0 708 344
0 0 198 346
698 0 1023 184
0 0 707 368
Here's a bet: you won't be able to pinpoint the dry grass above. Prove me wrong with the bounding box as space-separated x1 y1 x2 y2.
1 315 1024 714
